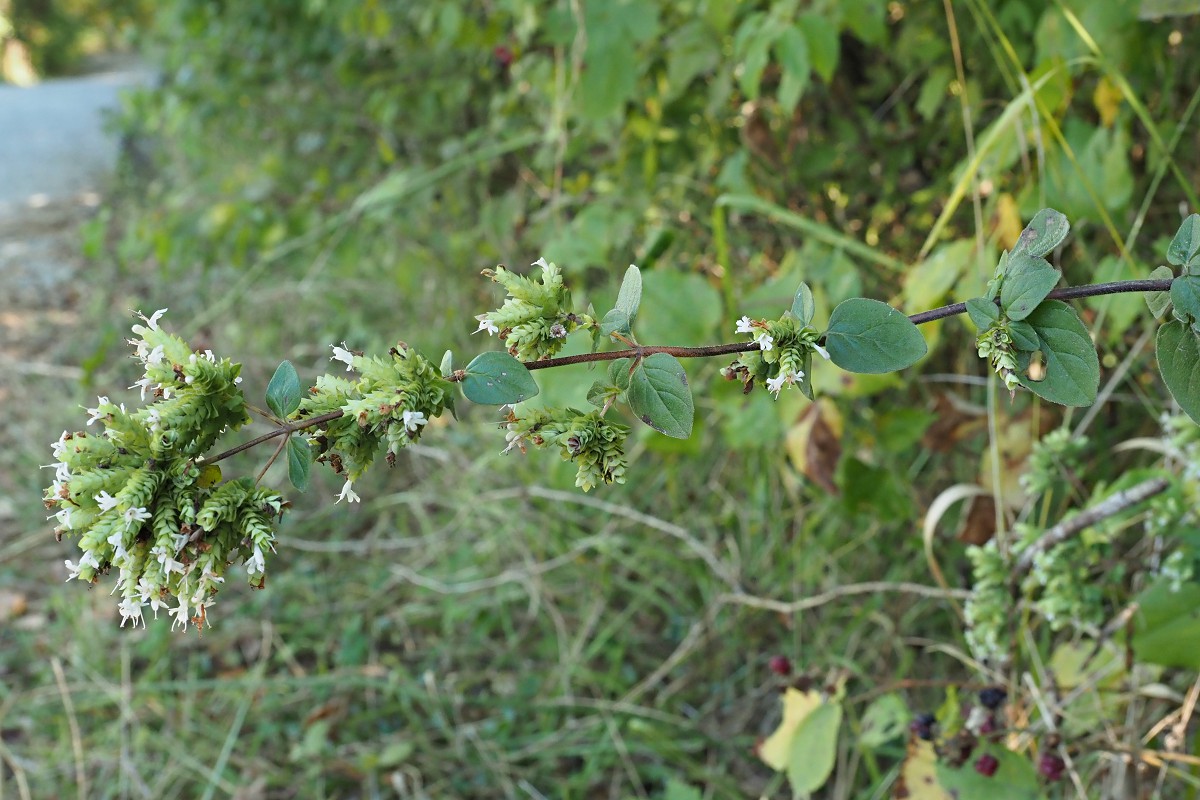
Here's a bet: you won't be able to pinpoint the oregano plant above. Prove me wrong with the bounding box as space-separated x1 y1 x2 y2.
43 210 1200 636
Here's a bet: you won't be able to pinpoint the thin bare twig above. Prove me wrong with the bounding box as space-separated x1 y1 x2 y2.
1014 477 1171 577
718 581 971 615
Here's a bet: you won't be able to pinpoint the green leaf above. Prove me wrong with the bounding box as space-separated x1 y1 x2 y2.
791 281 816 326
286 436 312 493
607 357 633 391
786 702 841 794
600 308 632 339
586 381 612 408
1167 214 1200 268
965 297 1000 330
1018 300 1100 406
858 694 909 749
1169 275 1200 326
461 352 540 405
773 25 810 114
1011 207 1070 258
1007 320 1039 351
614 264 643 327
663 779 703 800
266 360 302 419
1146 266 1174 319
1000 252 1060 321
439 349 453 377
798 12 839 82
823 298 927 373
1157 320 1200 424
937 746 1042 799
1133 580 1200 668
627 353 693 438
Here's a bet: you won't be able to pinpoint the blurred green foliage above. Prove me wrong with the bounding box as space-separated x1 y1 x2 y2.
1 0 150 76
11 0 1200 796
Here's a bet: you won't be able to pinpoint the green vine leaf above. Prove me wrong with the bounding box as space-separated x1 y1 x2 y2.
965 297 1000 330
439 349 453 378
615 265 643 327
1007 320 1039 351
1167 214 1200 269
608 357 633 391
1169 275 1200 327
461 351 540 405
1146 266 1174 319
600 309 632 339
1157 320 1200 424
786 702 841 794
823 298 927 373
1000 252 1060 322
266 360 302 419
1017 300 1099 406
790 281 816 326
286 436 312 493
627 353 693 438
1012 207 1070 259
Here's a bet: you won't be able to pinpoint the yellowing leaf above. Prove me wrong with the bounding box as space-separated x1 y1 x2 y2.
197 464 223 488
759 687 825 771
785 398 843 494
895 739 952 800
1092 75 1123 128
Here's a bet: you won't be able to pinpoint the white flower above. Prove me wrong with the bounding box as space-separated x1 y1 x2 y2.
124 506 152 529
95 490 120 512
152 545 185 576
107 528 128 561
812 343 831 361
129 376 154 400
134 308 167 331
246 543 266 575
532 257 549 269
200 562 225 586
234 376 243 385
766 374 787 396
402 410 428 432
473 313 499 335
117 597 145 629
52 506 73 529
145 407 161 431
52 430 69 460
502 428 527 455
202 349 215 362
146 344 165 366
335 479 360 504
169 595 191 631
330 342 356 371
754 331 774 352
85 396 110 426
64 551 100 581
64 559 83 581
735 315 756 334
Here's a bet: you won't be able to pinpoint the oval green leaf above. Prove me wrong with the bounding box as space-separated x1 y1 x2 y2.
823 298 927 373
462 351 540 405
786 702 841 795
1017 300 1099 406
965 296 1000 331
1007 319 1039 351
1167 213 1200 268
287 435 312 493
266 360 302 419
1000 252 1060 321
615 264 642 325
791 281 816 326
627 353 693 438
1146 266 1174 319
607 357 633 391
1169 275 1200 326
1157 320 1200 424
1012 207 1070 258
600 308 632 339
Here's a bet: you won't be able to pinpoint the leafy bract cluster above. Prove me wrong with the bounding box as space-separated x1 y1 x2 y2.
475 258 594 361
502 407 630 492
297 343 454 485
43 312 283 630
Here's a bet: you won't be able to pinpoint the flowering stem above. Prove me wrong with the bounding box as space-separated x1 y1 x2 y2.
207 278 1174 464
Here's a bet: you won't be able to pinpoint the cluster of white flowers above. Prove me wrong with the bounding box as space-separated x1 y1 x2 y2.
766 370 804 397
736 316 775 351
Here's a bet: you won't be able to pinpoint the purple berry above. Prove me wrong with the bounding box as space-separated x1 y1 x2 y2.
1038 753 1066 781
768 655 792 676
974 753 1000 777
979 687 1008 710
909 713 937 741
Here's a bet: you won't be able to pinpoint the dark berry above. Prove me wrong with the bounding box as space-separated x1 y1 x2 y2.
768 655 792 676
974 753 1000 777
909 712 937 741
978 714 998 736
979 686 1008 710
1038 753 1066 781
